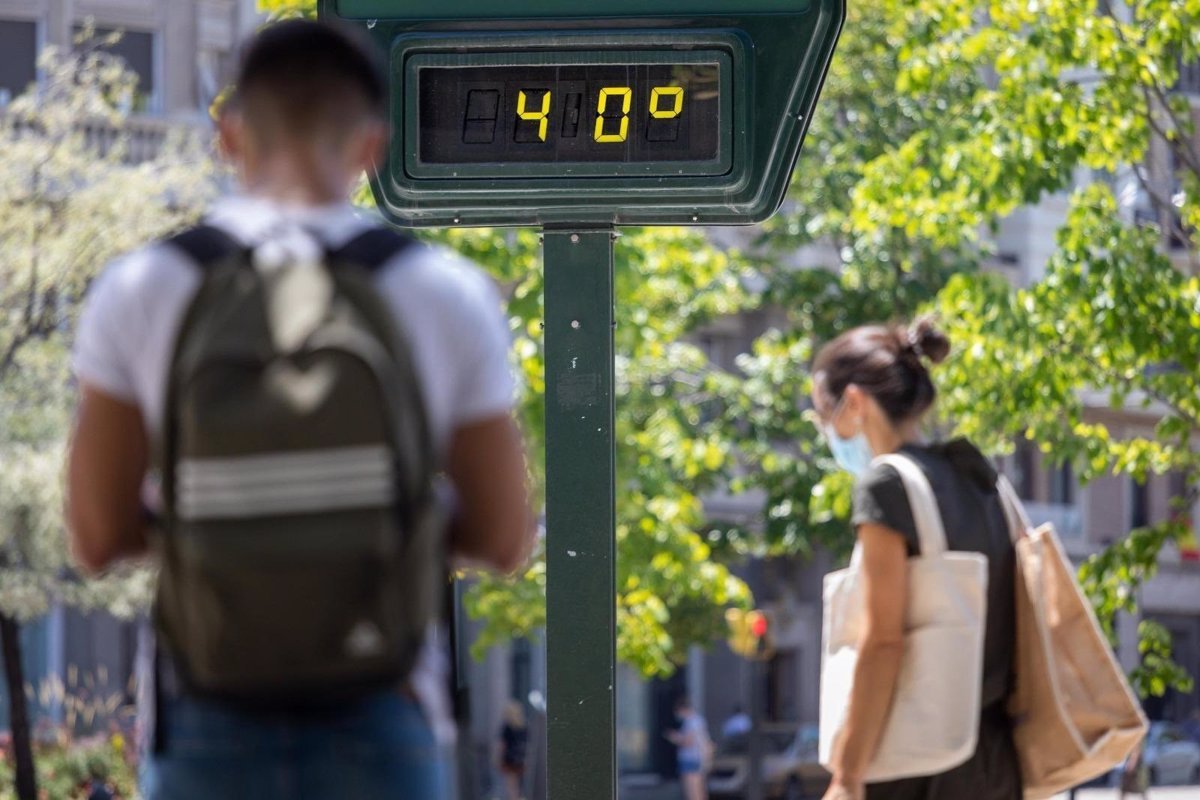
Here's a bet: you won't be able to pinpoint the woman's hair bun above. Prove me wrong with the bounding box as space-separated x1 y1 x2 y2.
909 318 951 365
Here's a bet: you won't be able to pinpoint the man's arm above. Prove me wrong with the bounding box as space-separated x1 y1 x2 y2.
66 385 152 574
445 412 534 575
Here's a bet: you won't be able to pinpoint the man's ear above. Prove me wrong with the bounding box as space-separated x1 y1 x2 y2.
217 108 246 163
352 119 389 173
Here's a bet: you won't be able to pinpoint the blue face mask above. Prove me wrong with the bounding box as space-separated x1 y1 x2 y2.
822 396 875 477
825 426 874 477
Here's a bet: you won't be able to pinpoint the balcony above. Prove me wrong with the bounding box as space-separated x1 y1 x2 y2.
81 115 177 163
4 112 195 165
1024 502 1085 540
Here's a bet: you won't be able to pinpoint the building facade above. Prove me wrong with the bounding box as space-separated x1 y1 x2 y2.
0 0 262 734
0 0 258 116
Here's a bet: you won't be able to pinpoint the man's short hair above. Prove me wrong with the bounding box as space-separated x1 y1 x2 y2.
234 19 387 144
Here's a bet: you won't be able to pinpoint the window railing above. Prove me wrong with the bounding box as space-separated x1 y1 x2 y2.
80 115 175 163
4 112 193 165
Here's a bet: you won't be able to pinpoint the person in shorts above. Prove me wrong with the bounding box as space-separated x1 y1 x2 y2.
666 696 710 800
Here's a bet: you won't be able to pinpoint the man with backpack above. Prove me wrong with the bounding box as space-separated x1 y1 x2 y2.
66 20 533 800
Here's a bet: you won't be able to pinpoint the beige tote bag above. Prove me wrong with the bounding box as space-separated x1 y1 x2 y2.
820 454 989 782
997 478 1148 799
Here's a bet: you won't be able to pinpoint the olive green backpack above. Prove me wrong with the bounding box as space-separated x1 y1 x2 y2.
155 225 443 706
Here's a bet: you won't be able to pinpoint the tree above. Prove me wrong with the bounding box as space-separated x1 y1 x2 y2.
0 40 212 798
848 0 1200 696
460 227 756 675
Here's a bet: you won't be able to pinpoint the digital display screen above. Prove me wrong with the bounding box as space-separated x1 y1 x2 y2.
417 62 722 166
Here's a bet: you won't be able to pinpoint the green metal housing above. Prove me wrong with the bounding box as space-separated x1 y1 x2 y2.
320 0 845 227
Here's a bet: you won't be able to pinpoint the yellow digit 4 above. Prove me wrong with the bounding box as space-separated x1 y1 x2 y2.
594 87 632 143
517 89 552 142
650 86 684 119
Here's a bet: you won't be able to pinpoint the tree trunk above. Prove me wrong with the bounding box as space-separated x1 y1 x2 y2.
0 612 37 800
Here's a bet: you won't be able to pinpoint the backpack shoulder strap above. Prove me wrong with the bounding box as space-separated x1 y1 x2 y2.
165 224 245 270
328 227 417 272
325 226 435 508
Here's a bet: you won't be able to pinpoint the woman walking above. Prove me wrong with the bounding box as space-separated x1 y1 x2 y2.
812 320 1021 800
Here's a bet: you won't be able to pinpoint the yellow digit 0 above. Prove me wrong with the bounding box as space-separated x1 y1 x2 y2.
650 86 684 119
594 87 632 143
517 89 552 142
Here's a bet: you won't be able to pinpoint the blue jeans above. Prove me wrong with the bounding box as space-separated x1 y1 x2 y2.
141 690 447 800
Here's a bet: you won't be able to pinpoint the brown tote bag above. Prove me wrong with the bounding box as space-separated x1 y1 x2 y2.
997 478 1148 799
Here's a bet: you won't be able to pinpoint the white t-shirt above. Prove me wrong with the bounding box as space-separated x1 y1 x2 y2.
678 714 710 763
74 194 516 456
73 194 517 746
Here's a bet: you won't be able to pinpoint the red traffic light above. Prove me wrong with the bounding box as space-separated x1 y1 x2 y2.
749 611 768 639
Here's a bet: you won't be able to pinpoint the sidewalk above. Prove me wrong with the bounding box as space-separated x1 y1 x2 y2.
623 783 1200 800
1056 790 1200 799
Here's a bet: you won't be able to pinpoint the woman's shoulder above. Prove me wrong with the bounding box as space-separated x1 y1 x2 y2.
859 459 903 495
896 439 999 491
856 440 985 504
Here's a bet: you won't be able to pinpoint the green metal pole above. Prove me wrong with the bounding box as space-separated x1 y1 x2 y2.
544 228 617 800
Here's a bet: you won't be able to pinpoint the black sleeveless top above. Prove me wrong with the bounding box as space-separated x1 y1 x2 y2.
851 439 1017 710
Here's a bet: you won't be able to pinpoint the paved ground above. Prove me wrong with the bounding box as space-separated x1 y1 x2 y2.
1054 789 1200 799
620 783 1200 800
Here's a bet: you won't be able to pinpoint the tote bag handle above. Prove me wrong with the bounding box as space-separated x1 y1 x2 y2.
871 454 950 557
996 475 1032 543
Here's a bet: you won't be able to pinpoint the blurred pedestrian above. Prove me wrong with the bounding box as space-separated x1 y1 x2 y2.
665 696 711 800
67 19 533 800
1119 742 1149 799
813 320 1021 800
498 701 529 800
721 705 751 739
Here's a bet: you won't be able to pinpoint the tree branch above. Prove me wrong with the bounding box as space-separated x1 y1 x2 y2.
1130 164 1199 273
1073 346 1200 432
0 330 35 380
1096 0 1200 176
1144 78 1200 177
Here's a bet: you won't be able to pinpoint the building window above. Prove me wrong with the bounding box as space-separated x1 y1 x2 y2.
1169 471 1192 526
1131 477 1150 530
74 26 156 111
1049 461 1074 506
1176 56 1200 96
0 19 38 105
1012 442 1036 501
765 650 799 723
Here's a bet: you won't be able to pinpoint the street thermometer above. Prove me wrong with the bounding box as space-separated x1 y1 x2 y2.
320 1 844 796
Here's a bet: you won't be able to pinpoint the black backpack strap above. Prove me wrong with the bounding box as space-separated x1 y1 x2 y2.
327 226 434 526
165 224 245 269
328 227 417 272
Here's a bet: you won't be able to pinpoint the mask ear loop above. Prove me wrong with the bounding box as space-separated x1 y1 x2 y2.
829 387 865 437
